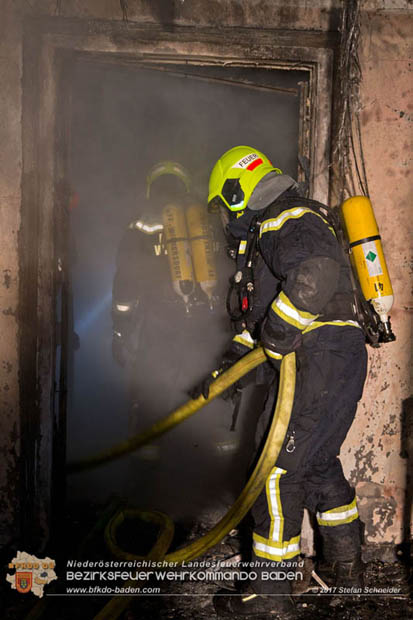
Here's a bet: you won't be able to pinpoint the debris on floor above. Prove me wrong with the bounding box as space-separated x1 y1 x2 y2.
2 508 411 619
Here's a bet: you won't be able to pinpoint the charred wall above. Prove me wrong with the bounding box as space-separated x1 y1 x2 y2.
0 1 23 551
342 9 413 556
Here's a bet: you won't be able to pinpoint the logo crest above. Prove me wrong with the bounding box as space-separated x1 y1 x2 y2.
16 572 33 594
6 552 57 598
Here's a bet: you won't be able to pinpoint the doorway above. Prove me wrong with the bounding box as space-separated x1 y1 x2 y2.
65 59 310 521
19 18 333 545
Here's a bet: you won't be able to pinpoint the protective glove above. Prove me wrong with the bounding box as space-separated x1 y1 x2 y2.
189 350 255 401
189 360 235 401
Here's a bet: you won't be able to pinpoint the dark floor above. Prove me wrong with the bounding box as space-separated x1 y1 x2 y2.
125 533 412 620
2 504 412 620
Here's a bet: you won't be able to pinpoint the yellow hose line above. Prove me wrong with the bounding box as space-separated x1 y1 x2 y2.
95 510 175 620
168 352 295 562
95 352 296 620
106 352 295 563
67 347 267 474
105 509 175 562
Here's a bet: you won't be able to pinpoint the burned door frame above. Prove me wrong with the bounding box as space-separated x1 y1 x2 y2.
19 16 336 545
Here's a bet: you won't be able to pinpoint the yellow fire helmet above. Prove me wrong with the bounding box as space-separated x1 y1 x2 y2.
208 146 282 213
146 161 191 199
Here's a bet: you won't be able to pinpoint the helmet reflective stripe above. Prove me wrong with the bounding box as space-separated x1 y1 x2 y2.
208 146 282 212
146 161 191 199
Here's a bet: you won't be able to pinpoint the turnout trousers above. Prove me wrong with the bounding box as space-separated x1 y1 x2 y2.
251 325 368 594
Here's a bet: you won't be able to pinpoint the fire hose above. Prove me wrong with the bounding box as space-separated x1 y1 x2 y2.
65 347 296 620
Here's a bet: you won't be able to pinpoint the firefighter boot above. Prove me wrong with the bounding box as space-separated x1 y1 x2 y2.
214 557 297 619
317 531 365 590
213 590 296 619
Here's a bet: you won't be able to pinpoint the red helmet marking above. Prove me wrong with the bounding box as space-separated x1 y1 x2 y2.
247 158 264 171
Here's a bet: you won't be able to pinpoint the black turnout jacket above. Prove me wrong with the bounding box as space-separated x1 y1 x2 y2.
226 193 359 362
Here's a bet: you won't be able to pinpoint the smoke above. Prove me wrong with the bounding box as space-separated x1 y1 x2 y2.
66 59 307 522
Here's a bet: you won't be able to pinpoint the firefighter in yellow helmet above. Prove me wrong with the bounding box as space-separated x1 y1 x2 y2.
191 146 368 618
111 161 201 365
111 160 243 506
112 160 192 369
112 161 196 464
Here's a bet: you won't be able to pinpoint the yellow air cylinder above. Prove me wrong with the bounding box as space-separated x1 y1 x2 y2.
186 204 217 308
341 196 394 324
162 204 194 309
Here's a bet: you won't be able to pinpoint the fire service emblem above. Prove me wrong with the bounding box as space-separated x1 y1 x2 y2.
6 551 57 598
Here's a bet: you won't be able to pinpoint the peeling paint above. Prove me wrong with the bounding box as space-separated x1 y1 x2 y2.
357 481 398 540
2 361 12 373
3 268 11 289
1 306 15 316
382 415 399 436
372 499 397 536
349 445 380 483
385 104 413 122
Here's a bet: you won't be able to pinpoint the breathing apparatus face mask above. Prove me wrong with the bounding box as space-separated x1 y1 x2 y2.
208 178 246 260
221 178 245 210
215 205 244 262
208 178 245 213
207 199 239 258
218 203 245 237
209 177 246 230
